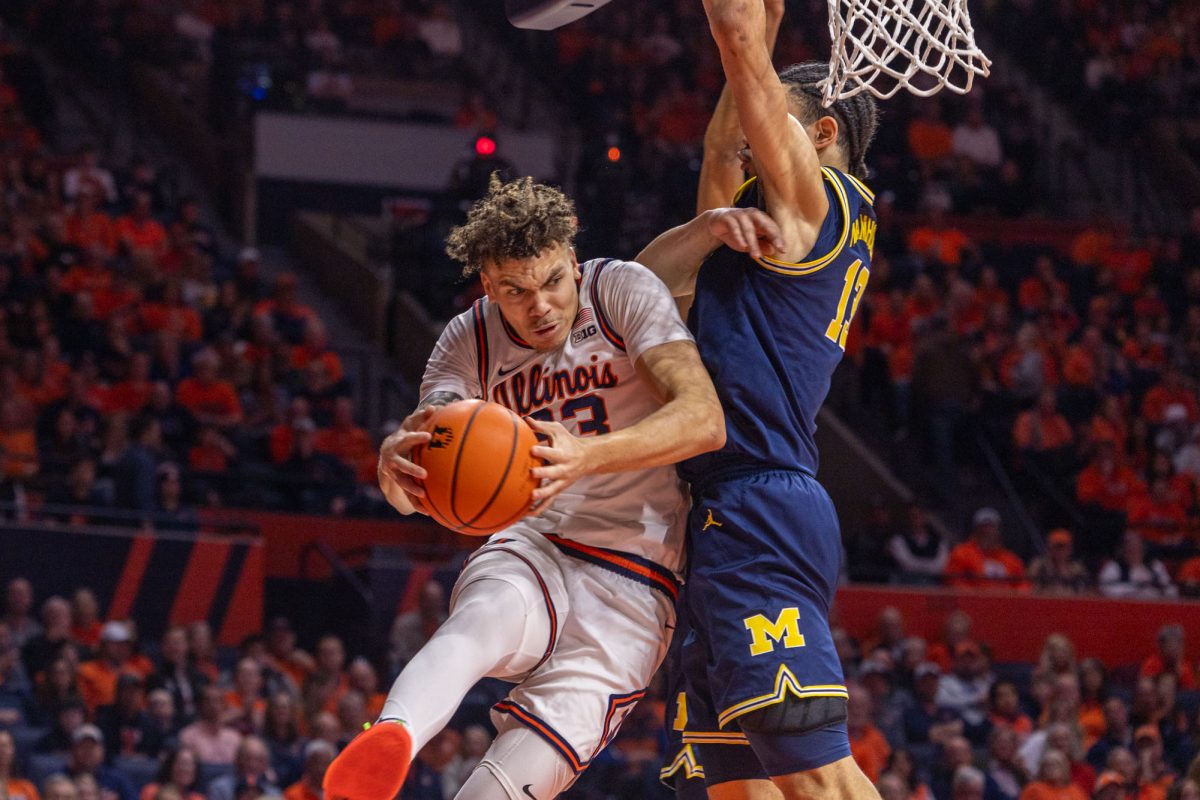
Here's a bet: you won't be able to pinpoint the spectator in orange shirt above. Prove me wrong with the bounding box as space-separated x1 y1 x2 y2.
1014 389 1074 454
0 729 40 800
1076 442 1147 513
346 659 386 720
1126 478 1189 545
1138 624 1195 690
188 425 235 474
1122 320 1167 378
61 252 113 298
848 683 891 783
289 320 343 384
908 210 974 268
223 658 267 735
283 741 335 800
907 100 954 166
266 396 306 466
106 352 154 415
302 635 348 720
76 621 138 711
1176 555 1200 597
115 191 167 257
315 397 374 484
1088 395 1129 452
265 617 314 696
0 398 38 480
1019 749 1087 800
946 507 1031 590
254 274 316 346
65 190 117 255
139 282 203 344
175 350 242 430
1141 366 1199 425
1070 220 1116 268
1018 256 1069 315
988 679 1034 738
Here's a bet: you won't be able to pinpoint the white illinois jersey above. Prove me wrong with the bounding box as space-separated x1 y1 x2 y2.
420 258 693 575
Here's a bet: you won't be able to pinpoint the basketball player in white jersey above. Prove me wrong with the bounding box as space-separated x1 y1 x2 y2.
323 176 783 800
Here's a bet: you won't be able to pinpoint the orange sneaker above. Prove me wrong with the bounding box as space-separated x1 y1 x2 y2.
323 721 412 800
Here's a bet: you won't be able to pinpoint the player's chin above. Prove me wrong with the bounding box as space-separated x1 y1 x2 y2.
529 321 565 349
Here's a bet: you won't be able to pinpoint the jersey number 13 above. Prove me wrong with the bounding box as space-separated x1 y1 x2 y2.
824 259 869 351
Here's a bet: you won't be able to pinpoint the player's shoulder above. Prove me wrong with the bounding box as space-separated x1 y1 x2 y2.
582 257 667 294
820 166 875 207
440 297 494 339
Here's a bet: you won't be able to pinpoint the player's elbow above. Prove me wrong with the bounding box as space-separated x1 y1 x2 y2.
692 396 727 454
707 0 759 51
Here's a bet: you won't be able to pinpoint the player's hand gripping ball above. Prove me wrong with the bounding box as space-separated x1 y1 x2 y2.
409 400 540 536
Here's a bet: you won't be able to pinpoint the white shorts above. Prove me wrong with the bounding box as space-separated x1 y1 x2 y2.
450 530 679 777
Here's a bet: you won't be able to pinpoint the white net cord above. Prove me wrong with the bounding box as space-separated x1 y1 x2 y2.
820 0 992 105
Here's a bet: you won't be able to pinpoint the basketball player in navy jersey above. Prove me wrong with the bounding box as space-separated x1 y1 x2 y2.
637 0 882 796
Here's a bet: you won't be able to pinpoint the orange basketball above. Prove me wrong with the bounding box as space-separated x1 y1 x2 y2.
410 400 540 536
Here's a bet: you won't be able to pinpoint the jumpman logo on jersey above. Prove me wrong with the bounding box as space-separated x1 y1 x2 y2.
703 509 723 531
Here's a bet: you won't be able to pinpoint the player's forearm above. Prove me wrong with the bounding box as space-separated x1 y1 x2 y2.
635 212 722 297
582 387 725 475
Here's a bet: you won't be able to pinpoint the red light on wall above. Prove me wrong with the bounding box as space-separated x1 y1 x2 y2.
607 146 621 162
475 136 497 156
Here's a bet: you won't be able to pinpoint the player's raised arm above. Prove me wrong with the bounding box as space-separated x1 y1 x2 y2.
703 0 829 249
637 207 786 297
697 0 785 214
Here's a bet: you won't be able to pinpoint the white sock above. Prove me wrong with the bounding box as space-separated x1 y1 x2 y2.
379 578 546 754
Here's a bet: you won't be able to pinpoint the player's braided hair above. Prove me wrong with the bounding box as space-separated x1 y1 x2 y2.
445 174 578 276
778 62 879 181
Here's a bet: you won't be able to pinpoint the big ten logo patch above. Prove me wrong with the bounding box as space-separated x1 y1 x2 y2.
572 324 598 345
743 608 806 656
428 426 454 449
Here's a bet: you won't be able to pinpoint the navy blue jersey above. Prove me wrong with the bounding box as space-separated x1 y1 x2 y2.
680 167 876 482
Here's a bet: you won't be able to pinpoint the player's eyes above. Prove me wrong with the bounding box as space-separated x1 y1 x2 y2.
508 288 523 297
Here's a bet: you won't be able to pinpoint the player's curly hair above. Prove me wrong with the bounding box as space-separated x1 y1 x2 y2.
445 174 578 276
778 62 880 181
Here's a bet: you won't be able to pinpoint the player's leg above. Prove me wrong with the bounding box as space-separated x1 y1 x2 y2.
688 474 879 800
767 756 878 798
453 721 576 800
326 547 564 800
707 781 784 800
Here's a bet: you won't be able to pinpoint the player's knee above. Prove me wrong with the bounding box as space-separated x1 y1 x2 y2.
736 695 847 735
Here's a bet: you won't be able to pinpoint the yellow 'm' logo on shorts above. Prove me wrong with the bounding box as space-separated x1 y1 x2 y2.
702 509 722 531
744 608 806 656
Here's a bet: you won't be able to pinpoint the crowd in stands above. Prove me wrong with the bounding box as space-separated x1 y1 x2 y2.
0 34 389 523
10 573 1200 800
848 499 1200 601
0 576 673 800
982 0 1200 149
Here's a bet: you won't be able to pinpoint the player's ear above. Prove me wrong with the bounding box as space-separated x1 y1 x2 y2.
479 267 497 301
569 247 581 281
812 115 839 154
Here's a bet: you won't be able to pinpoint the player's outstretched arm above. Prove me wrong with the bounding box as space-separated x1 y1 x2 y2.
697 0 785 214
703 0 828 255
529 339 723 504
637 207 786 297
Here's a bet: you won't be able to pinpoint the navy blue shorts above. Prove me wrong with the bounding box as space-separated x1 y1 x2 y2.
681 469 850 777
663 594 768 789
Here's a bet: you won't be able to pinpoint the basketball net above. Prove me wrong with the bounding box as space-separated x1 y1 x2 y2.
820 0 991 105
